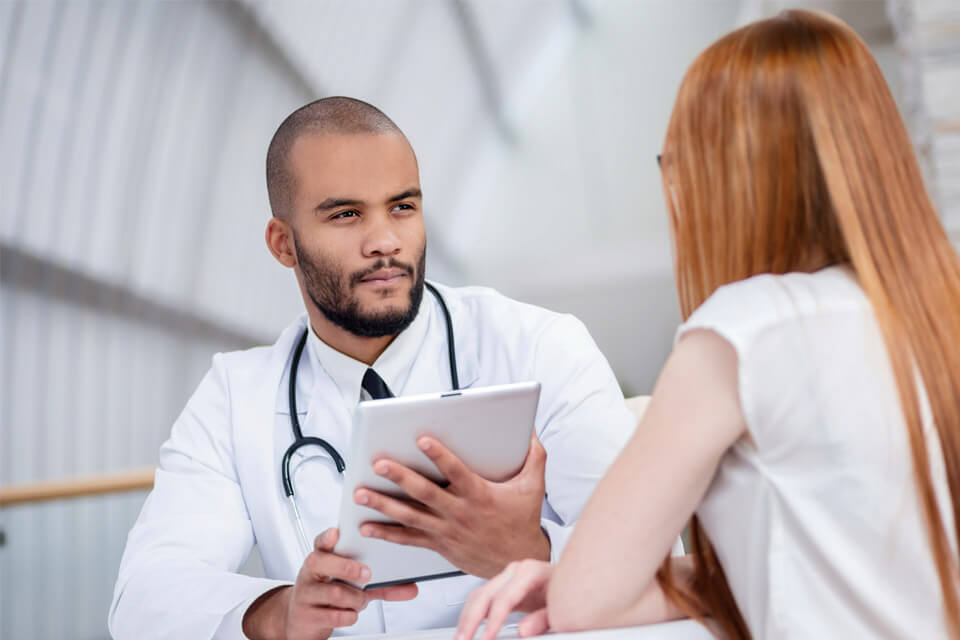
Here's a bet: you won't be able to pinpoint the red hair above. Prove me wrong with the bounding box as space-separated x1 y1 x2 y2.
659 10 960 638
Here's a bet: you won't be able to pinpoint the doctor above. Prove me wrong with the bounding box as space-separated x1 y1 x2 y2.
109 97 636 639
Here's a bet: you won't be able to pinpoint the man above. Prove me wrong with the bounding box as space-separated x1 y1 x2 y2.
109 97 635 639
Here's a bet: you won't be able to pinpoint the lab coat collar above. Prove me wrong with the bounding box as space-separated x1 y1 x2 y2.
306 290 431 402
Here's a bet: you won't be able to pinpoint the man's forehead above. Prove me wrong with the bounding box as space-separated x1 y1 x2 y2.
289 131 420 198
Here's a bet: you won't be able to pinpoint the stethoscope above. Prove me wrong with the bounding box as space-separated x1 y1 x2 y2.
282 281 460 553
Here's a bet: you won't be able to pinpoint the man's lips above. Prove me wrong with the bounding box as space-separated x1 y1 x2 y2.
360 268 409 284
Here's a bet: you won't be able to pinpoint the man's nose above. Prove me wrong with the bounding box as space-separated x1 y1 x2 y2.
362 214 402 257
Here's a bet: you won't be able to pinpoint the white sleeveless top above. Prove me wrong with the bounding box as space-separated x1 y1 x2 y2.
677 266 955 638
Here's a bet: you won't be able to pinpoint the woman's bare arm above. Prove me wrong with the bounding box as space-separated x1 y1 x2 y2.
547 329 746 632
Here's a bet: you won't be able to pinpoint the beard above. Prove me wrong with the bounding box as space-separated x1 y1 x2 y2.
294 237 426 338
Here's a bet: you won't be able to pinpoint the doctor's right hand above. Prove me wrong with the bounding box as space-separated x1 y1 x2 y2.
242 528 419 640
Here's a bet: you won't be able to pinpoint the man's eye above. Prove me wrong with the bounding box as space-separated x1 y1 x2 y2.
332 210 358 220
392 203 414 213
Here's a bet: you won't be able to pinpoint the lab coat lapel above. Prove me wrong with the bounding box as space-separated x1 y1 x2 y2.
232 315 307 577
301 373 353 469
399 287 480 394
441 285 480 389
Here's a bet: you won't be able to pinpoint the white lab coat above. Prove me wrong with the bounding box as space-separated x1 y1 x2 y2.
109 283 636 639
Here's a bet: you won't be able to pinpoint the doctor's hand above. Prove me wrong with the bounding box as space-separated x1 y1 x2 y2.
242 528 418 640
355 434 550 579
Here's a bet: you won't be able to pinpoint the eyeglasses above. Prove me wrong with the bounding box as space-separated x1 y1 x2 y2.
657 154 681 214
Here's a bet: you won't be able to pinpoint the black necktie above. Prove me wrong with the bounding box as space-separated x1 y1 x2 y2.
362 368 394 399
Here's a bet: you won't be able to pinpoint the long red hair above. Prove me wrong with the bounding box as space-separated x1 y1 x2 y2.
657 10 960 638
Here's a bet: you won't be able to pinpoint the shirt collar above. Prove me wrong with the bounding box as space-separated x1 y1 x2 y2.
306 294 432 405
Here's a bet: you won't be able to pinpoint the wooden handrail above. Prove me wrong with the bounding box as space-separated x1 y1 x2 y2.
0 467 156 507
0 399 653 508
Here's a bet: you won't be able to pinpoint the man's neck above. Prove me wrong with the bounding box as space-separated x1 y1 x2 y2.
305 307 396 366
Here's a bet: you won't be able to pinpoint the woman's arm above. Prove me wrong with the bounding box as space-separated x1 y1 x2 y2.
547 329 746 632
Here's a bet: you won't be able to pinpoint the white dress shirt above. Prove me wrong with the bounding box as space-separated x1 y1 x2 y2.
110 282 635 639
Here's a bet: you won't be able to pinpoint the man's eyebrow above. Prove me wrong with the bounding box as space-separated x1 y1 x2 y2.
315 197 363 211
387 188 422 203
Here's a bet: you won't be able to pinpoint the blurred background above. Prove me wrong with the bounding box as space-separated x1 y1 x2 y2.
1 0 957 637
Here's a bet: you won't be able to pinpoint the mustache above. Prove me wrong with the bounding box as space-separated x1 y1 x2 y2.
349 258 416 287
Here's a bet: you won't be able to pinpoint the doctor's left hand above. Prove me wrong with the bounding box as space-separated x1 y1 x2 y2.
355 434 550 579
242 528 418 640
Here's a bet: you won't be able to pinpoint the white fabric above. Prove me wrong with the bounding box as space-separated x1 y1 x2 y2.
109 282 635 639
678 265 955 639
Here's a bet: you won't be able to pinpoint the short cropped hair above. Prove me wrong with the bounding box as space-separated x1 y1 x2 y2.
266 96 404 219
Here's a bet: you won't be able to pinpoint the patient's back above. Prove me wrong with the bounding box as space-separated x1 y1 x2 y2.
678 265 955 638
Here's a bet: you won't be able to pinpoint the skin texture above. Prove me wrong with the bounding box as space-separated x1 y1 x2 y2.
250 131 550 638
455 329 746 639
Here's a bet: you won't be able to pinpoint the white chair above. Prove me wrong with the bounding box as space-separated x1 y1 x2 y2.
624 395 652 422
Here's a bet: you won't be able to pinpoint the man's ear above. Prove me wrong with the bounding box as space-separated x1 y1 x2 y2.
265 217 297 268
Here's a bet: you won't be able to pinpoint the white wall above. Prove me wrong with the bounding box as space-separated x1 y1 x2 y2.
452 0 744 394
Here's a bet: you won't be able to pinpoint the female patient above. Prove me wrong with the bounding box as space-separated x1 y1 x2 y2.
457 10 960 640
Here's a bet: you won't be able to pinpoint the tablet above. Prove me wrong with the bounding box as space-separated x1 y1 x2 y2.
333 381 541 589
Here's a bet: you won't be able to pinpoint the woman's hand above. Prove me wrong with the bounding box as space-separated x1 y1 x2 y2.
455 560 554 640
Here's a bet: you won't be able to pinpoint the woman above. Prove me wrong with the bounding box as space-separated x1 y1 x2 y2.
456 9 960 640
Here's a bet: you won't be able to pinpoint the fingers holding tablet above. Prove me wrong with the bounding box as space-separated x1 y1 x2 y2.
306 529 370 584
355 486 443 537
416 436 483 493
254 528 418 640
357 434 550 579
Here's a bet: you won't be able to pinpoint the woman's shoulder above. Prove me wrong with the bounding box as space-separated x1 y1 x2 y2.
676 265 865 351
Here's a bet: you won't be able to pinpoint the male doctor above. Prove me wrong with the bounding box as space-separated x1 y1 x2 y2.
109 97 635 639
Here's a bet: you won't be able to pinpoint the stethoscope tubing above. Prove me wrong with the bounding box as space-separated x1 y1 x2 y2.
281 282 458 500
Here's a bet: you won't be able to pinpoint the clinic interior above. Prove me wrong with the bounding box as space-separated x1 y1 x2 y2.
1 1 958 638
